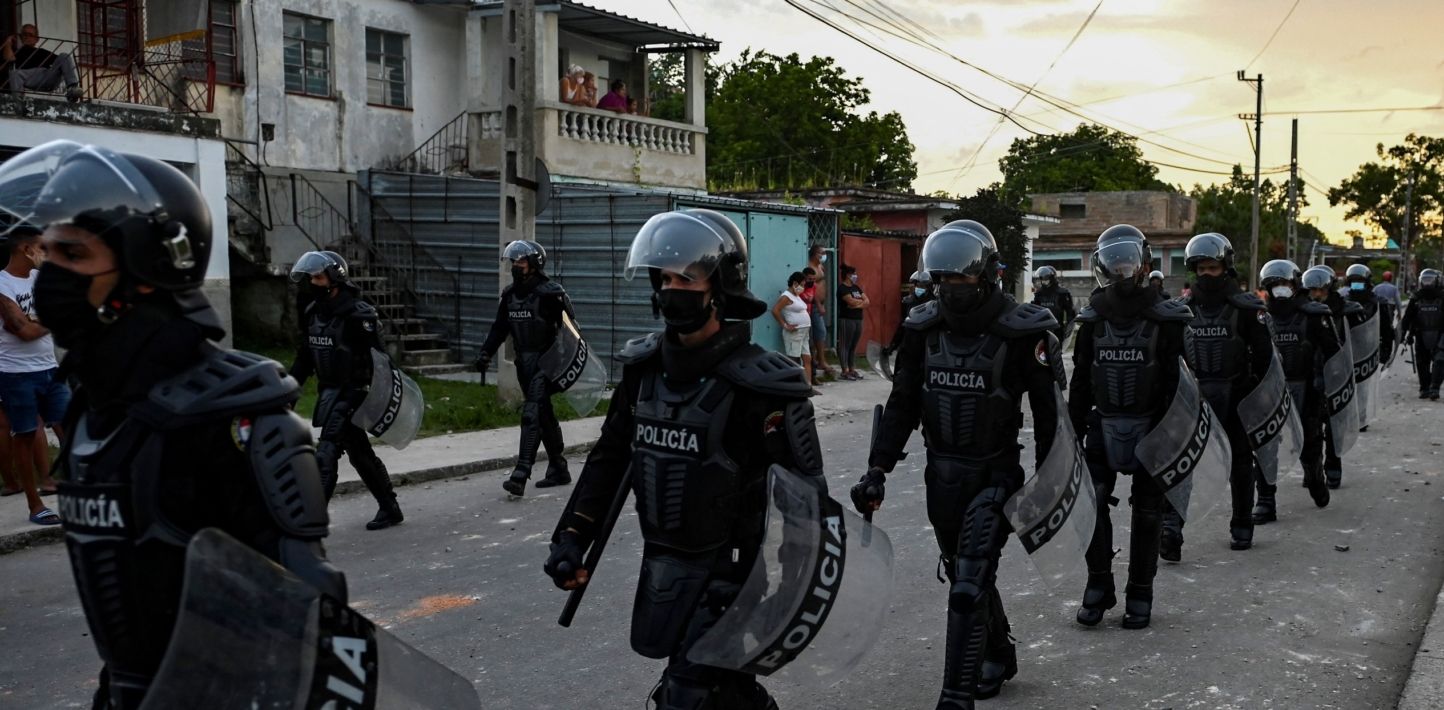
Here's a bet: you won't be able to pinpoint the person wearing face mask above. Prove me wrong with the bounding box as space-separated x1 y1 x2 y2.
837 263 870 380
884 270 934 356
1303 265 1361 490
0 140 346 708
1070 224 1193 631
1399 268 1444 400
473 240 576 495
1030 264 1076 344
544 208 825 709
856 220 1065 708
289 250 404 529
771 270 817 393
1148 270 1169 298
1255 259 1340 523
1337 264 1387 433
1158 233 1273 560
1345 265 1394 371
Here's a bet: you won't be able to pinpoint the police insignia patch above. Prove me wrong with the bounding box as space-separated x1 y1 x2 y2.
362 320 376 332
1257 311 1271 325
764 411 785 437
1035 340 1049 366
231 417 253 451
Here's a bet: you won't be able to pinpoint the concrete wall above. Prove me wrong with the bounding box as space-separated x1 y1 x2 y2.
1031 191 1197 237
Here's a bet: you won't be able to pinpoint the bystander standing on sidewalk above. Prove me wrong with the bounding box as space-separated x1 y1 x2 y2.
837 263 870 380
806 247 838 379
0 227 68 525
772 271 819 395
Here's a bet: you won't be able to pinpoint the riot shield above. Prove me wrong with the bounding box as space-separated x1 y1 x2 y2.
1237 354 1303 486
1349 310 1381 429
140 529 480 710
1323 340 1359 456
1003 386 1096 588
1135 359 1232 522
351 349 424 450
685 465 893 687
865 340 894 381
539 312 608 416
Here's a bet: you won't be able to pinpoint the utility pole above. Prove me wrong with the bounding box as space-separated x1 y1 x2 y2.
1403 172 1416 292
1238 71 1264 287
497 0 537 402
1287 118 1298 265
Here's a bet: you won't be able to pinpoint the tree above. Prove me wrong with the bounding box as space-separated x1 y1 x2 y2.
1328 134 1444 274
705 50 916 192
942 186 1029 294
1189 165 1321 274
646 52 692 123
998 124 1174 208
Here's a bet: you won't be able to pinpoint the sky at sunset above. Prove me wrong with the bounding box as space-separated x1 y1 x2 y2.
592 0 1444 247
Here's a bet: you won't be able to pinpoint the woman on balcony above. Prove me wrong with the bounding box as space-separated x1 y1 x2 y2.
560 64 587 106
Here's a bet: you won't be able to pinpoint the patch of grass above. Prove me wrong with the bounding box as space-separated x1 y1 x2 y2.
244 344 590 439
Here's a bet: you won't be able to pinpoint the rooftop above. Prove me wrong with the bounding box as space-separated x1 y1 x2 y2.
473 0 719 51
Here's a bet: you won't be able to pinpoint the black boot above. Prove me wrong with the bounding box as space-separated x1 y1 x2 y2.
534 458 571 488
1230 524 1253 551
1253 484 1277 524
1122 584 1153 629
1159 505 1183 563
937 608 987 710
1304 466 1330 508
1123 493 1162 630
366 498 404 530
502 467 529 496
1325 468 1342 489
1076 572 1116 626
976 641 1017 700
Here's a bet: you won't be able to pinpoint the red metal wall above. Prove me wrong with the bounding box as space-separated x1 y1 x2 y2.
840 234 905 356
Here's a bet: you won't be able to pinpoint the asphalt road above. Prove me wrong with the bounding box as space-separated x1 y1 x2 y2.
2 369 1442 709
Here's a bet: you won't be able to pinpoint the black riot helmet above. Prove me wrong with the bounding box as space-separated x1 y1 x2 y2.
1185 232 1235 274
1344 264 1372 287
1301 266 1337 292
1033 265 1058 289
920 220 999 281
1091 224 1152 289
1259 259 1302 292
909 270 933 287
290 250 352 289
0 140 212 291
1420 268 1442 292
502 239 547 272
625 208 766 320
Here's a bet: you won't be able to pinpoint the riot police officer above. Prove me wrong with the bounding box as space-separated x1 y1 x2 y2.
1031 264 1076 344
1071 225 1192 630
543 209 823 709
1254 260 1340 522
0 140 346 708
474 240 575 495
855 220 1063 708
885 270 934 355
1304 266 1360 489
1149 270 1169 298
1399 268 1444 400
1160 234 1273 559
1345 265 1395 369
291 251 404 530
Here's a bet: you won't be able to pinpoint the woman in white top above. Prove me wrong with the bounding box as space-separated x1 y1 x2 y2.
772 271 817 393
560 64 586 106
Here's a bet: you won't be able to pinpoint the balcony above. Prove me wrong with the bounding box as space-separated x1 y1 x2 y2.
471 101 707 190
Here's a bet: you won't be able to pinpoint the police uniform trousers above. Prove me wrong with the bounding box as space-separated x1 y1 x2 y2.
1082 413 1164 595
1163 402 1256 540
515 351 565 475
315 385 395 505
1415 338 1444 395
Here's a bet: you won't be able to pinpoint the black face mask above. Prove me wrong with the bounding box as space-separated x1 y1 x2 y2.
1194 274 1229 292
511 266 527 283
938 282 985 314
1113 279 1139 296
310 282 332 299
655 288 715 335
35 262 106 350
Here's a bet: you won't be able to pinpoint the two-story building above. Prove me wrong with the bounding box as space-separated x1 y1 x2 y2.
1029 190 1197 295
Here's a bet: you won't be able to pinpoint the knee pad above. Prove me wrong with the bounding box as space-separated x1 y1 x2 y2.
315 440 342 471
949 561 994 615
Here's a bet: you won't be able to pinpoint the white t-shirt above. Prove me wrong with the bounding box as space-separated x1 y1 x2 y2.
0 270 58 373
779 290 811 329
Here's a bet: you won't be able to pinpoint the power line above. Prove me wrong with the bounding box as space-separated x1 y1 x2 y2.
1244 0 1302 71
664 0 694 34
1263 106 1444 115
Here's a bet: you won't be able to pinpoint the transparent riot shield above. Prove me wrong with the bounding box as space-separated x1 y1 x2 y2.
140 528 480 710
352 349 424 450
1135 359 1232 522
1003 386 1096 589
1237 354 1303 486
685 465 893 687
865 341 894 381
1323 340 1359 456
539 312 608 416
1349 310 1381 429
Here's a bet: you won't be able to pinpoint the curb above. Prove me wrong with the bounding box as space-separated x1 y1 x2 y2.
1398 572 1444 708
0 440 599 557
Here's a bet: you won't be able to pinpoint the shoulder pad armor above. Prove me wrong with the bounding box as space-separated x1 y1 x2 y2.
904 299 943 330
248 410 330 538
1228 292 1267 311
1076 304 1102 322
992 302 1058 338
1343 300 1365 315
535 280 567 296
717 345 811 398
1299 301 1332 316
615 332 663 365
1146 298 1195 322
137 347 299 428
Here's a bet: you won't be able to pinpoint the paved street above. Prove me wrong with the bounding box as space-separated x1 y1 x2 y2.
2 370 1443 709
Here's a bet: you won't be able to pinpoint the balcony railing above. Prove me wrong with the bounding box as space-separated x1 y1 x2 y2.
3 34 214 114
555 105 696 155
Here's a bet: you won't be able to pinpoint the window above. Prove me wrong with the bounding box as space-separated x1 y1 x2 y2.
1059 203 1086 219
283 12 330 97
77 0 138 70
1034 254 1085 272
183 1 242 85
365 28 408 108
1169 254 1186 275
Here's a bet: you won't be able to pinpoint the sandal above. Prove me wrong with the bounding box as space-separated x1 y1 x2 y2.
29 507 61 526
0 487 20 497
38 486 58 496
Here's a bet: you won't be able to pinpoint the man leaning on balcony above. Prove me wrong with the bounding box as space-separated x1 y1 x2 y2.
2 24 83 103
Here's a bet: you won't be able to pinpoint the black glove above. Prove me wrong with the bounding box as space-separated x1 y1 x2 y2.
881 345 896 357
544 531 587 590
850 467 887 515
1405 333 1414 346
472 353 491 373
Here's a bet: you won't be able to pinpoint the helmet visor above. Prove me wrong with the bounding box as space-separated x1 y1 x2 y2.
289 251 338 282
1300 268 1333 290
1421 271 1441 289
921 229 991 277
624 212 729 282
501 240 541 263
0 140 164 237
1092 241 1145 287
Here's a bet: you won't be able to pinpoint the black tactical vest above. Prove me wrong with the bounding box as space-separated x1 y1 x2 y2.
1090 319 1162 416
305 305 364 387
921 329 1014 458
507 288 554 353
1185 303 1246 383
1417 296 1443 345
1033 289 1064 325
628 371 741 554
1272 308 1317 382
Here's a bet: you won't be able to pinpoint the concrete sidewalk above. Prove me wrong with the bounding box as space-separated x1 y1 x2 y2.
0 374 889 554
